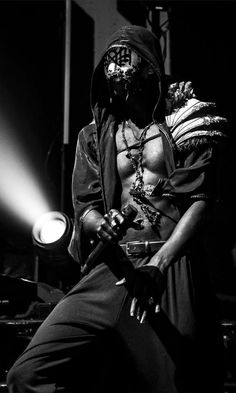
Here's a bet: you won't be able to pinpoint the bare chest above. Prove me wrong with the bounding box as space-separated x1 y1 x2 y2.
116 122 166 179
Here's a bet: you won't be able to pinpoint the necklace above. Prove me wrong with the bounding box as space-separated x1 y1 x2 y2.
126 120 144 141
121 120 162 227
121 120 153 191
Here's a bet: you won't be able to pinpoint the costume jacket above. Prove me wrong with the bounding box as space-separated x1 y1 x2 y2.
68 25 226 266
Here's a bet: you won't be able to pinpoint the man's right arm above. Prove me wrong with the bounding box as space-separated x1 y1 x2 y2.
68 124 103 264
82 208 125 243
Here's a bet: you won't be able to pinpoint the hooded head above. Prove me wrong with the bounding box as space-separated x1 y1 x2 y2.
91 25 166 126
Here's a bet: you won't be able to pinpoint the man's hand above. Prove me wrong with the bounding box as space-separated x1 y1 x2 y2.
116 265 166 323
82 208 126 242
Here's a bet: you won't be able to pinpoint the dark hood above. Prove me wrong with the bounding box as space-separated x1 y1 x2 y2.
91 25 166 129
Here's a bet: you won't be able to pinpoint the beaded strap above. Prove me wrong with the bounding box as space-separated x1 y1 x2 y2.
121 120 163 227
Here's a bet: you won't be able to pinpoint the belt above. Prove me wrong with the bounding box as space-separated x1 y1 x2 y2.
120 240 165 256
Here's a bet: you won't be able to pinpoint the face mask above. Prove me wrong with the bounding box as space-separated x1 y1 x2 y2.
104 44 152 100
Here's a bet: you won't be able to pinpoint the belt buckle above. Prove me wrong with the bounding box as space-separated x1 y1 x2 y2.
126 241 149 255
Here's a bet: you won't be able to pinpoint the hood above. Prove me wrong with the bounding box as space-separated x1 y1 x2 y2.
91 25 166 129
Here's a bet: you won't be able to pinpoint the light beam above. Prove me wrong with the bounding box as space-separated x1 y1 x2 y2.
0 117 52 226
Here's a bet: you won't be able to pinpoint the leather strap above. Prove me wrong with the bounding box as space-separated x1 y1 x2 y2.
120 240 165 256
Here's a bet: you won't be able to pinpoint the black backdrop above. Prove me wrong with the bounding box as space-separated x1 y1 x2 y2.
0 0 93 281
168 1 236 297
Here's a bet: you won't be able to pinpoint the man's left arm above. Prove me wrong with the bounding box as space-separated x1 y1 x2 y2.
121 199 209 323
148 198 208 273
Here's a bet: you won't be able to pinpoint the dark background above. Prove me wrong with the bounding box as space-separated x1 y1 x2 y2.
0 0 235 299
0 0 94 282
168 1 236 301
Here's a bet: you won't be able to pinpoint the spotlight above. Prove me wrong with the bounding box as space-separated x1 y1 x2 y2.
32 211 72 266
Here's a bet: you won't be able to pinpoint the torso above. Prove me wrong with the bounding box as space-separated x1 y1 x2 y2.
116 120 180 242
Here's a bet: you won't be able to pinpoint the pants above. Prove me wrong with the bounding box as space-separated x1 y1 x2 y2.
7 255 224 393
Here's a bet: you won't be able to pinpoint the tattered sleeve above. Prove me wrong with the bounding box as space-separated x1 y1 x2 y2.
162 81 227 208
68 124 103 264
162 144 219 206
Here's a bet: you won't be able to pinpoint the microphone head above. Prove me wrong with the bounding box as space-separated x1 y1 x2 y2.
121 204 138 225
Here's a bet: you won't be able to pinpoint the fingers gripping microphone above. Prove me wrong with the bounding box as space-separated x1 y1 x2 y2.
81 204 138 275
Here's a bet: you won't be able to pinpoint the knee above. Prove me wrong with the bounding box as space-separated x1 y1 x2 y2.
7 361 35 393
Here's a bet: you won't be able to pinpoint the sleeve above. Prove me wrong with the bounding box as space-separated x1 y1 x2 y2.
68 124 104 264
163 144 219 203
162 81 227 206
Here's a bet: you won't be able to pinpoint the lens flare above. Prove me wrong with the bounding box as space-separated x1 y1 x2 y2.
0 118 51 226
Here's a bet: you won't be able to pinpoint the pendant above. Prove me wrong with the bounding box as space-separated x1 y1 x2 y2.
126 152 132 159
143 184 155 197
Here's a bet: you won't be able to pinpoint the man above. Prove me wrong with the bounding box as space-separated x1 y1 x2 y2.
7 25 226 393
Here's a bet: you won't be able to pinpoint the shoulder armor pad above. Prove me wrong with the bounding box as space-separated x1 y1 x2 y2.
165 81 227 149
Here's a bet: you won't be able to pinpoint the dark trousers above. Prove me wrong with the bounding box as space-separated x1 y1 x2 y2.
7 259 224 393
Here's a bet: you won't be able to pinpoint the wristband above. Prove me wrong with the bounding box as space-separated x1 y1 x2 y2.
79 206 96 223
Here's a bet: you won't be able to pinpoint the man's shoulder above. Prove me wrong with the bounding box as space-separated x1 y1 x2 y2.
76 120 98 159
77 120 97 145
164 80 227 152
79 120 96 137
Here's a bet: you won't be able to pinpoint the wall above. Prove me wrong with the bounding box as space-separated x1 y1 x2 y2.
74 0 130 67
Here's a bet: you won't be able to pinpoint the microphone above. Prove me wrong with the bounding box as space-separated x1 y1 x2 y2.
81 204 138 275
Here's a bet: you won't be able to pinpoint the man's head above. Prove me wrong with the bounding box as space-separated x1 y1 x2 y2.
91 25 166 123
103 43 155 101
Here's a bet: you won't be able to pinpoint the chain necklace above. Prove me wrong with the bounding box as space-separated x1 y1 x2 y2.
121 119 152 192
126 120 143 141
121 120 162 227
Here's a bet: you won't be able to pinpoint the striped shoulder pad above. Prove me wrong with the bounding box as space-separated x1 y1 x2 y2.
165 81 227 148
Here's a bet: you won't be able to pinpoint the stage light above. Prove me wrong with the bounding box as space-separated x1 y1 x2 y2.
39 219 66 244
0 114 74 281
32 211 71 246
32 211 72 265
